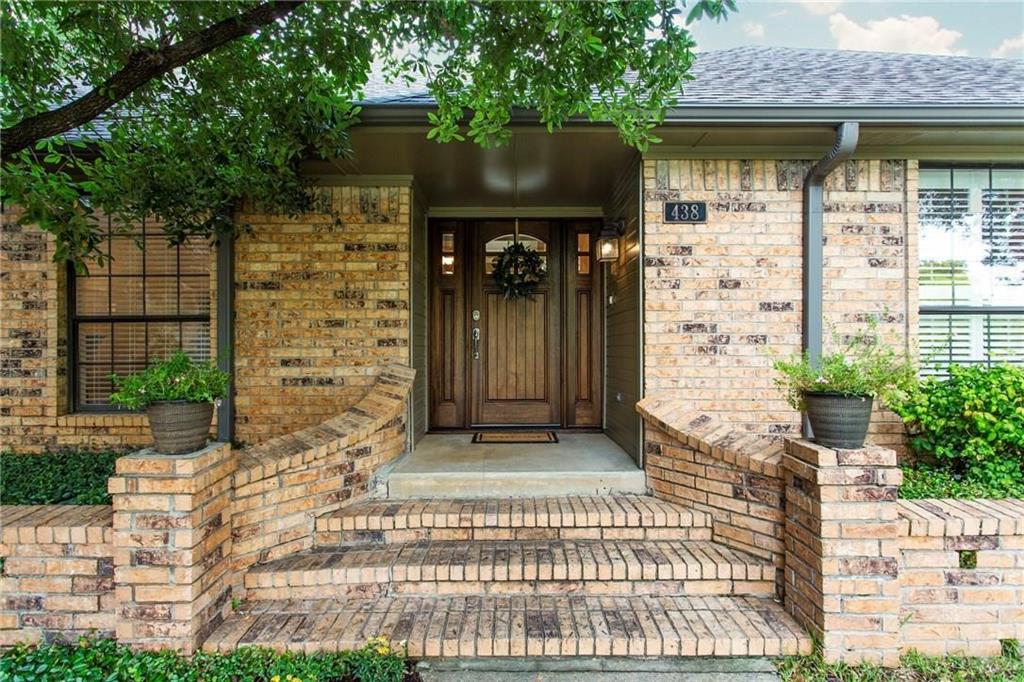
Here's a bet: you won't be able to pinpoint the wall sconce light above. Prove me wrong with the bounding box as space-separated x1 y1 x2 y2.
596 219 625 263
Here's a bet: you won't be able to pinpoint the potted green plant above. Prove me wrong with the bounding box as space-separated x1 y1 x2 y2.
111 351 229 455
772 322 916 449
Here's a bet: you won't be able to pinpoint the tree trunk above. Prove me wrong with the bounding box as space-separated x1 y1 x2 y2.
1 0 304 161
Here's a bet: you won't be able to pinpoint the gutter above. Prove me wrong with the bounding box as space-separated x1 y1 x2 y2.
356 104 1024 126
802 121 859 437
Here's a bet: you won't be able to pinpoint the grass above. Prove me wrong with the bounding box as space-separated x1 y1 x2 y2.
0 636 414 682
899 462 1024 500
778 643 1024 682
0 450 121 505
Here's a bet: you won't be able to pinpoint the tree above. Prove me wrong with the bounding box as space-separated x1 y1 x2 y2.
1 0 733 266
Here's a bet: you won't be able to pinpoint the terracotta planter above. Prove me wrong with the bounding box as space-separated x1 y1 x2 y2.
146 401 214 455
804 391 873 449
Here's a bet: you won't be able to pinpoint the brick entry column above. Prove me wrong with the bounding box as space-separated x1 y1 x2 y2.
782 439 903 666
108 442 236 653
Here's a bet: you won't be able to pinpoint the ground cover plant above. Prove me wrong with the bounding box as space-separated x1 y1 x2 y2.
0 636 413 682
892 364 1024 499
777 642 1024 682
0 449 120 505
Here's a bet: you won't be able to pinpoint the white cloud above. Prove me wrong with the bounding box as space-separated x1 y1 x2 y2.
828 13 968 55
742 21 766 39
991 33 1024 59
796 1 842 15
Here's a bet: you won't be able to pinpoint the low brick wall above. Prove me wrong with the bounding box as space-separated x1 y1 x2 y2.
1 364 414 651
637 398 786 584
0 506 115 645
898 499 1024 657
230 364 415 578
639 395 1024 667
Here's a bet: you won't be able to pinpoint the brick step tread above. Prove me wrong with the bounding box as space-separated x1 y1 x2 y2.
317 496 708 533
245 540 774 589
204 595 811 658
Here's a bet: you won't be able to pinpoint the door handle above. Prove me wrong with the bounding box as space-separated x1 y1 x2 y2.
472 327 481 360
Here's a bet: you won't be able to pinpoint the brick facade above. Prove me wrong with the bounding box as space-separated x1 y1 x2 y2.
0 506 115 645
233 185 412 445
0 206 216 453
642 159 916 448
898 499 1024 657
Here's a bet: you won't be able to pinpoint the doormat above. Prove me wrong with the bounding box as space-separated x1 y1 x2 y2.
472 431 559 444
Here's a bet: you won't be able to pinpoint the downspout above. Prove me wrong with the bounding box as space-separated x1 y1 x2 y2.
802 121 859 437
216 232 235 444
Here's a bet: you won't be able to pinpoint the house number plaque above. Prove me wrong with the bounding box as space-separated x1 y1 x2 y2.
663 201 707 223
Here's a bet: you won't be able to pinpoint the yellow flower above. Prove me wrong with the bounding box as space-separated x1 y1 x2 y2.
270 677 280 682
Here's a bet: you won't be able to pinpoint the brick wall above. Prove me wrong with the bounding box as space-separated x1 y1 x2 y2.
0 207 216 453
642 159 916 447
0 505 115 645
898 499 1024 657
233 185 412 445
231 364 414 580
637 397 786 588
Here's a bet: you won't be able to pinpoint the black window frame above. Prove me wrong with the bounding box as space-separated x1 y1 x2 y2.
68 219 211 413
917 162 1024 373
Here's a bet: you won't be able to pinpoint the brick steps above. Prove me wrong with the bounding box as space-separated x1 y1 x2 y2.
315 495 711 545
203 595 812 658
243 540 776 600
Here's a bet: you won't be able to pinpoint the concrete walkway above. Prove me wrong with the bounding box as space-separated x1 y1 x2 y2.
387 433 647 498
417 657 781 681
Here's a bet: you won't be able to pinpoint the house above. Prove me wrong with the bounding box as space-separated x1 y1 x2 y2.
1 47 1022 664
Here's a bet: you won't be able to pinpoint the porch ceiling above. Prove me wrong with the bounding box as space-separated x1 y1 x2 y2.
303 128 636 209
299 123 1024 207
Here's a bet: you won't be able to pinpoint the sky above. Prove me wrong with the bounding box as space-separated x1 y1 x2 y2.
689 0 1024 58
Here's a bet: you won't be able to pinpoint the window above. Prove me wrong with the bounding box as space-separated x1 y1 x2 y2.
483 234 548 274
71 218 211 410
918 166 1024 375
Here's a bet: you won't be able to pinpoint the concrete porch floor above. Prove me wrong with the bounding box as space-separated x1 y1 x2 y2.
385 433 647 498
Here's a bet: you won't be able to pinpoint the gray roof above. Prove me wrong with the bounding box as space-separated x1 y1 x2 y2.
359 46 1024 108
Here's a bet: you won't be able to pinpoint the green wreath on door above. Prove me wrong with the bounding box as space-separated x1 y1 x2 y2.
492 242 546 300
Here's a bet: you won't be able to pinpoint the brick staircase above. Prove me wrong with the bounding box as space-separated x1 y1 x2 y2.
205 496 811 657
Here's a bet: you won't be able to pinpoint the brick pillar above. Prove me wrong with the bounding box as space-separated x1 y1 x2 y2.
782 439 903 667
108 442 236 653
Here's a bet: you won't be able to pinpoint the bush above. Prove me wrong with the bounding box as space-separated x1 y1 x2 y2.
890 364 1024 499
111 351 229 411
0 450 120 505
777 643 1024 681
772 320 916 411
0 636 411 682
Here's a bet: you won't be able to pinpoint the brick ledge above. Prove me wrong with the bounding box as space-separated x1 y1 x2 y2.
233 364 415 486
898 498 1024 537
636 396 783 478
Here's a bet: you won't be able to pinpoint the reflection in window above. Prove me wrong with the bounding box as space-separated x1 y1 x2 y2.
72 218 211 409
918 167 1023 374
576 232 591 275
484 233 548 274
441 231 455 276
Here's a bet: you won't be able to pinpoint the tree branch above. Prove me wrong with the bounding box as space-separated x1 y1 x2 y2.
1 0 305 161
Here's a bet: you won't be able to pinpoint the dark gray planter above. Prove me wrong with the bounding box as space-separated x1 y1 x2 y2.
804 391 873 449
146 401 214 455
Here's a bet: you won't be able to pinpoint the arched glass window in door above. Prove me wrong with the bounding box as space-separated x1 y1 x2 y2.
484 233 548 274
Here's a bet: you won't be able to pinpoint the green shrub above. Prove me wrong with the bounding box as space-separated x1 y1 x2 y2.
772 320 916 411
0 450 120 505
111 351 229 411
891 364 1024 499
0 636 410 682
778 642 1024 681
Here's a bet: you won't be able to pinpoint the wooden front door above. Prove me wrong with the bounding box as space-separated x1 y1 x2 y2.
429 219 601 430
470 221 561 426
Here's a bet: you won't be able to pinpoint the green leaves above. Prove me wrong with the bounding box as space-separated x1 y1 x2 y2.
110 351 229 410
3 1 732 266
0 450 120 505
0 636 409 682
772 318 918 412
890 364 1024 499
